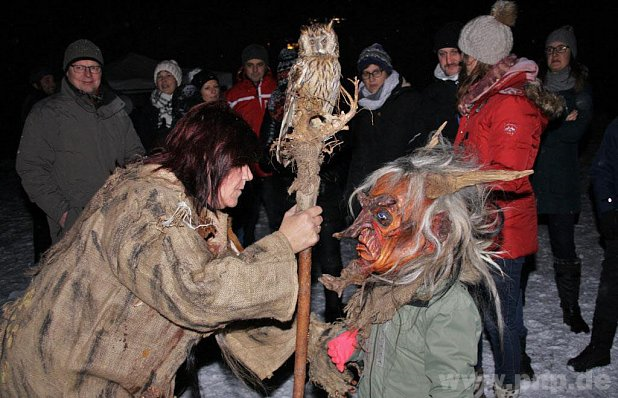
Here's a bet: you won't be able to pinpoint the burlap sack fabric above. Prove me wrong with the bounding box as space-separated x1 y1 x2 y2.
0 163 298 397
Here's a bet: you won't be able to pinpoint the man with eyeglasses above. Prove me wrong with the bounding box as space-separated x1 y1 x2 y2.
344 43 424 215
418 22 464 143
16 39 144 244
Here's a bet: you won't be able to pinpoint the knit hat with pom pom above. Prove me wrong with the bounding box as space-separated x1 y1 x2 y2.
458 1 518 65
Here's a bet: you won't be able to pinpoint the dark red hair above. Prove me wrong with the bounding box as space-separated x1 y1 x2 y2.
146 101 259 210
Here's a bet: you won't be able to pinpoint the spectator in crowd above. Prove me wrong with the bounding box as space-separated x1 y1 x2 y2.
418 21 464 142
226 44 277 245
135 59 183 153
344 43 424 214
20 65 57 262
532 25 593 334
16 39 144 243
454 2 564 396
21 66 57 122
0 102 323 396
173 69 222 123
568 117 618 372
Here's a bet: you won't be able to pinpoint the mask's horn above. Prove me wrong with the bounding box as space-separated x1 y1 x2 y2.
425 121 448 149
425 169 534 199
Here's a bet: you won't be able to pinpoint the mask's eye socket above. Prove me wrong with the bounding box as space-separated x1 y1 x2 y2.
374 209 392 227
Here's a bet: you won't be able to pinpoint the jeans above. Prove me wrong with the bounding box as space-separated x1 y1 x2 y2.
478 257 525 388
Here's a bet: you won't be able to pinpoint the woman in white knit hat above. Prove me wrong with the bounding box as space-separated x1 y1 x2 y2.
135 59 183 153
454 2 564 397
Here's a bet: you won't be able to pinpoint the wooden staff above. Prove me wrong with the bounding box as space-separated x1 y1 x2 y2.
280 83 359 398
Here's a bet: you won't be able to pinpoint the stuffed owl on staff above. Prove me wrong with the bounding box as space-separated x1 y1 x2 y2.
278 20 342 156
274 19 359 398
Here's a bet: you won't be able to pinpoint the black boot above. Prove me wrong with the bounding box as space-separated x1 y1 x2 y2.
568 260 618 372
519 336 535 381
554 258 590 333
567 343 611 372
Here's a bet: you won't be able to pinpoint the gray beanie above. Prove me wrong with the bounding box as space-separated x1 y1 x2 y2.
357 43 393 73
458 1 518 65
154 59 183 86
241 44 269 65
63 39 104 70
546 25 577 58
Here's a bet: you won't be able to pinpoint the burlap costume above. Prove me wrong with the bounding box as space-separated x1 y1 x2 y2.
0 163 298 397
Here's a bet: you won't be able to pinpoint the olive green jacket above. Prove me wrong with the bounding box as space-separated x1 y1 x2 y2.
358 282 481 398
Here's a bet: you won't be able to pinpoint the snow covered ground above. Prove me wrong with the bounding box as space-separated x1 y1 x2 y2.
1 155 615 397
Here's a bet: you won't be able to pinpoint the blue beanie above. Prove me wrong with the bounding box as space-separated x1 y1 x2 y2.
357 43 393 74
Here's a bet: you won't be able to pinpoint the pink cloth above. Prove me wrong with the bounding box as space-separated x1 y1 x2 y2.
327 329 359 372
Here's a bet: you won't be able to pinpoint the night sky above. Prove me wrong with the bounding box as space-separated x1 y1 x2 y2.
4 0 618 155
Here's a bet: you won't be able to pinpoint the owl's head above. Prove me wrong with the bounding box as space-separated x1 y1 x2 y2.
298 20 339 57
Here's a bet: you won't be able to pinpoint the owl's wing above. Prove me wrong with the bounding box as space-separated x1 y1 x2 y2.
277 61 308 161
319 61 341 117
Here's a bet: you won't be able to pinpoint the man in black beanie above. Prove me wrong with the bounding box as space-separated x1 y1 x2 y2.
418 21 463 142
16 39 144 243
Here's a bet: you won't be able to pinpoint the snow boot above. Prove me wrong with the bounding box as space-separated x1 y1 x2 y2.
493 382 519 398
519 336 535 381
553 258 590 333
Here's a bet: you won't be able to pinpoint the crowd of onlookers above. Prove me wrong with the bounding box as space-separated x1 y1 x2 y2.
10 0 617 396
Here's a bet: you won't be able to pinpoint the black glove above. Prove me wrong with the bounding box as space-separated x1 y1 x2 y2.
599 209 618 240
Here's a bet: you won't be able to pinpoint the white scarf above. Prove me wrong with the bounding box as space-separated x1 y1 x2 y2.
433 63 459 82
359 70 400 111
150 90 174 128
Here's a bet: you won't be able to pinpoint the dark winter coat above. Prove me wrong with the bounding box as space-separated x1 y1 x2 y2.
133 99 173 154
21 89 48 123
590 117 618 215
418 75 460 142
16 78 145 242
532 84 593 214
345 81 423 202
455 60 550 259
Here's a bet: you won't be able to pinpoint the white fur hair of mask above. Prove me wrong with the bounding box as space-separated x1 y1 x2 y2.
351 141 505 335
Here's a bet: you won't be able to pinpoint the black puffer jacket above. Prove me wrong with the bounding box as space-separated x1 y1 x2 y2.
418 77 459 142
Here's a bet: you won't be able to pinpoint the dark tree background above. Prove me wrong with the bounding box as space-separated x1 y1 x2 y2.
3 0 617 158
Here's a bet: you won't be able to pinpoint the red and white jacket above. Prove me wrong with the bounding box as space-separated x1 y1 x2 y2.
226 71 276 177
455 57 548 259
225 72 276 136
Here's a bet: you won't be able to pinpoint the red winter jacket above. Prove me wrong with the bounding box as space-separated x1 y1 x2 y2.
226 72 276 135
455 59 548 259
226 71 276 177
